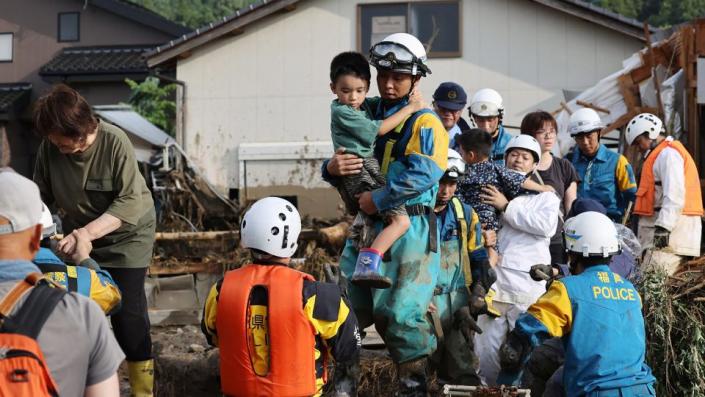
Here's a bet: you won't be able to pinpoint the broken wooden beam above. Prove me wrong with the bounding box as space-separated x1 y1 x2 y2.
576 100 611 114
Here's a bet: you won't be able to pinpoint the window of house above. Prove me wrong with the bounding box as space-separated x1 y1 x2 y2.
358 1 461 58
58 12 80 42
0 33 12 62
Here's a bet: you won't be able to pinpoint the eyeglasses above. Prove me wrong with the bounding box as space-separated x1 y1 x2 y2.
535 130 557 138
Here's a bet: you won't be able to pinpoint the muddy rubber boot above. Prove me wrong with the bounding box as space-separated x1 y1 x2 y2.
128 359 154 397
397 357 430 397
351 248 392 289
332 353 361 397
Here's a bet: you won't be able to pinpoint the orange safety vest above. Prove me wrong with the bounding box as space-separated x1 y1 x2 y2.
633 139 704 217
217 264 317 397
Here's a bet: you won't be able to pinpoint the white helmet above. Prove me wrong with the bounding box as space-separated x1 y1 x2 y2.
469 88 503 118
505 135 541 163
40 203 56 239
564 211 620 258
625 113 663 145
568 108 603 136
443 149 466 180
369 33 430 76
240 197 301 258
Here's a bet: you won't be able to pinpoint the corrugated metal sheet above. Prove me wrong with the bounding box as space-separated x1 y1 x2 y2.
94 105 175 148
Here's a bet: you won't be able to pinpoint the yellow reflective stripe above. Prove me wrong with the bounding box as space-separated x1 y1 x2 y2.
616 155 637 190
203 284 219 346
248 304 269 376
66 266 77 278
88 270 121 314
381 139 396 175
468 210 484 251
402 113 449 171
527 280 573 337
451 197 473 289
304 295 350 340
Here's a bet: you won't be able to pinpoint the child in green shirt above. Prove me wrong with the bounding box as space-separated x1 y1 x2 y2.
329 51 424 288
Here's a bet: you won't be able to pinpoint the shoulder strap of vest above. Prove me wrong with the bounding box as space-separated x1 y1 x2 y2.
1 274 66 339
380 109 435 174
449 197 473 289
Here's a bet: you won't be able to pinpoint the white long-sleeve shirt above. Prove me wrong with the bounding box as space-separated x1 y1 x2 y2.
493 191 560 306
638 137 701 256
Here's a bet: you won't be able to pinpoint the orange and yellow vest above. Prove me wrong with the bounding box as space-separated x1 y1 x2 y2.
633 139 703 217
217 264 317 397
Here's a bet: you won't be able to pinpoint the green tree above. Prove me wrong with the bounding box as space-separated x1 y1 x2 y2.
125 77 177 135
130 0 261 29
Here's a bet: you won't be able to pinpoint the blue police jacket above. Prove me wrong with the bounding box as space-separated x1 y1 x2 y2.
491 125 512 165
34 247 122 314
514 265 655 396
571 144 637 221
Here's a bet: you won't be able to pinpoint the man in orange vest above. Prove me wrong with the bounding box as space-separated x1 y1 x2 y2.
201 197 361 397
626 113 703 274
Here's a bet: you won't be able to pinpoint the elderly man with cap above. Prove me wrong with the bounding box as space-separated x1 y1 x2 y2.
0 170 124 397
432 82 470 151
429 149 494 386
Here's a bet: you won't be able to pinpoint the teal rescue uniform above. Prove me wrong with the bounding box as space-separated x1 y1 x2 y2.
430 197 487 383
325 98 448 363
513 265 655 396
571 144 637 222
33 247 122 315
491 125 512 165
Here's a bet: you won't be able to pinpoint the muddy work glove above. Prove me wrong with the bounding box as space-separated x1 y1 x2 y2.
499 331 529 372
653 226 670 249
472 259 496 291
529 264 555 282
453 306 482 342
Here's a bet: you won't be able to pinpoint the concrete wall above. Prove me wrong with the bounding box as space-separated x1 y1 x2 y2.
176 0 643 218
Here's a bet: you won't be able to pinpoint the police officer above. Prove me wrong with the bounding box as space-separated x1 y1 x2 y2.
468 88 511 164
429 150 494 386
34 203 121 315
432 82 469 151
569 108 637 222
201 197 361 397
497 211 656 396
626 113 703 274
324 32 448 395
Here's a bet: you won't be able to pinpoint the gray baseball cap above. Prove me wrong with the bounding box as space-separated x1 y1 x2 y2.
0 170 43 235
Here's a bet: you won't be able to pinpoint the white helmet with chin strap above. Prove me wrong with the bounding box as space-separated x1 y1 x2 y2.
564 211 620 258
40 203 56 239
469 88 503 118
568 108 603 136
241 197 301 258
625 113 663 145
443 149 466 181
369 33 431 77
505 135 541 163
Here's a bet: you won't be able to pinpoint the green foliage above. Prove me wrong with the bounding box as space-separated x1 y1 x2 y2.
640 266 705 396
125 77 177 135
583 0 705 27
130 0 261 29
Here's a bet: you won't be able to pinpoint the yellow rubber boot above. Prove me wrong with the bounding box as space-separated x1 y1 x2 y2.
127 359 154 397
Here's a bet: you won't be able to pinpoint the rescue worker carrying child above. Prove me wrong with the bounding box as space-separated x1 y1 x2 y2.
323 32 448 395
201 197 361 397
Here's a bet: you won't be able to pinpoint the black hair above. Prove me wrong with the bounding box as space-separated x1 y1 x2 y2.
330 51 371 85
456 128 492 158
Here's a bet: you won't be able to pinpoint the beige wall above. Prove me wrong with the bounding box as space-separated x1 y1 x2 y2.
176 0 643 218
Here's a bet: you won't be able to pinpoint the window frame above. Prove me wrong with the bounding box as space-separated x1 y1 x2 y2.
0 32 13 63
57 12 80 43
357 0 462 59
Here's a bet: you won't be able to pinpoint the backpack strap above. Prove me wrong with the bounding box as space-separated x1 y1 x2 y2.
1 273 66 339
